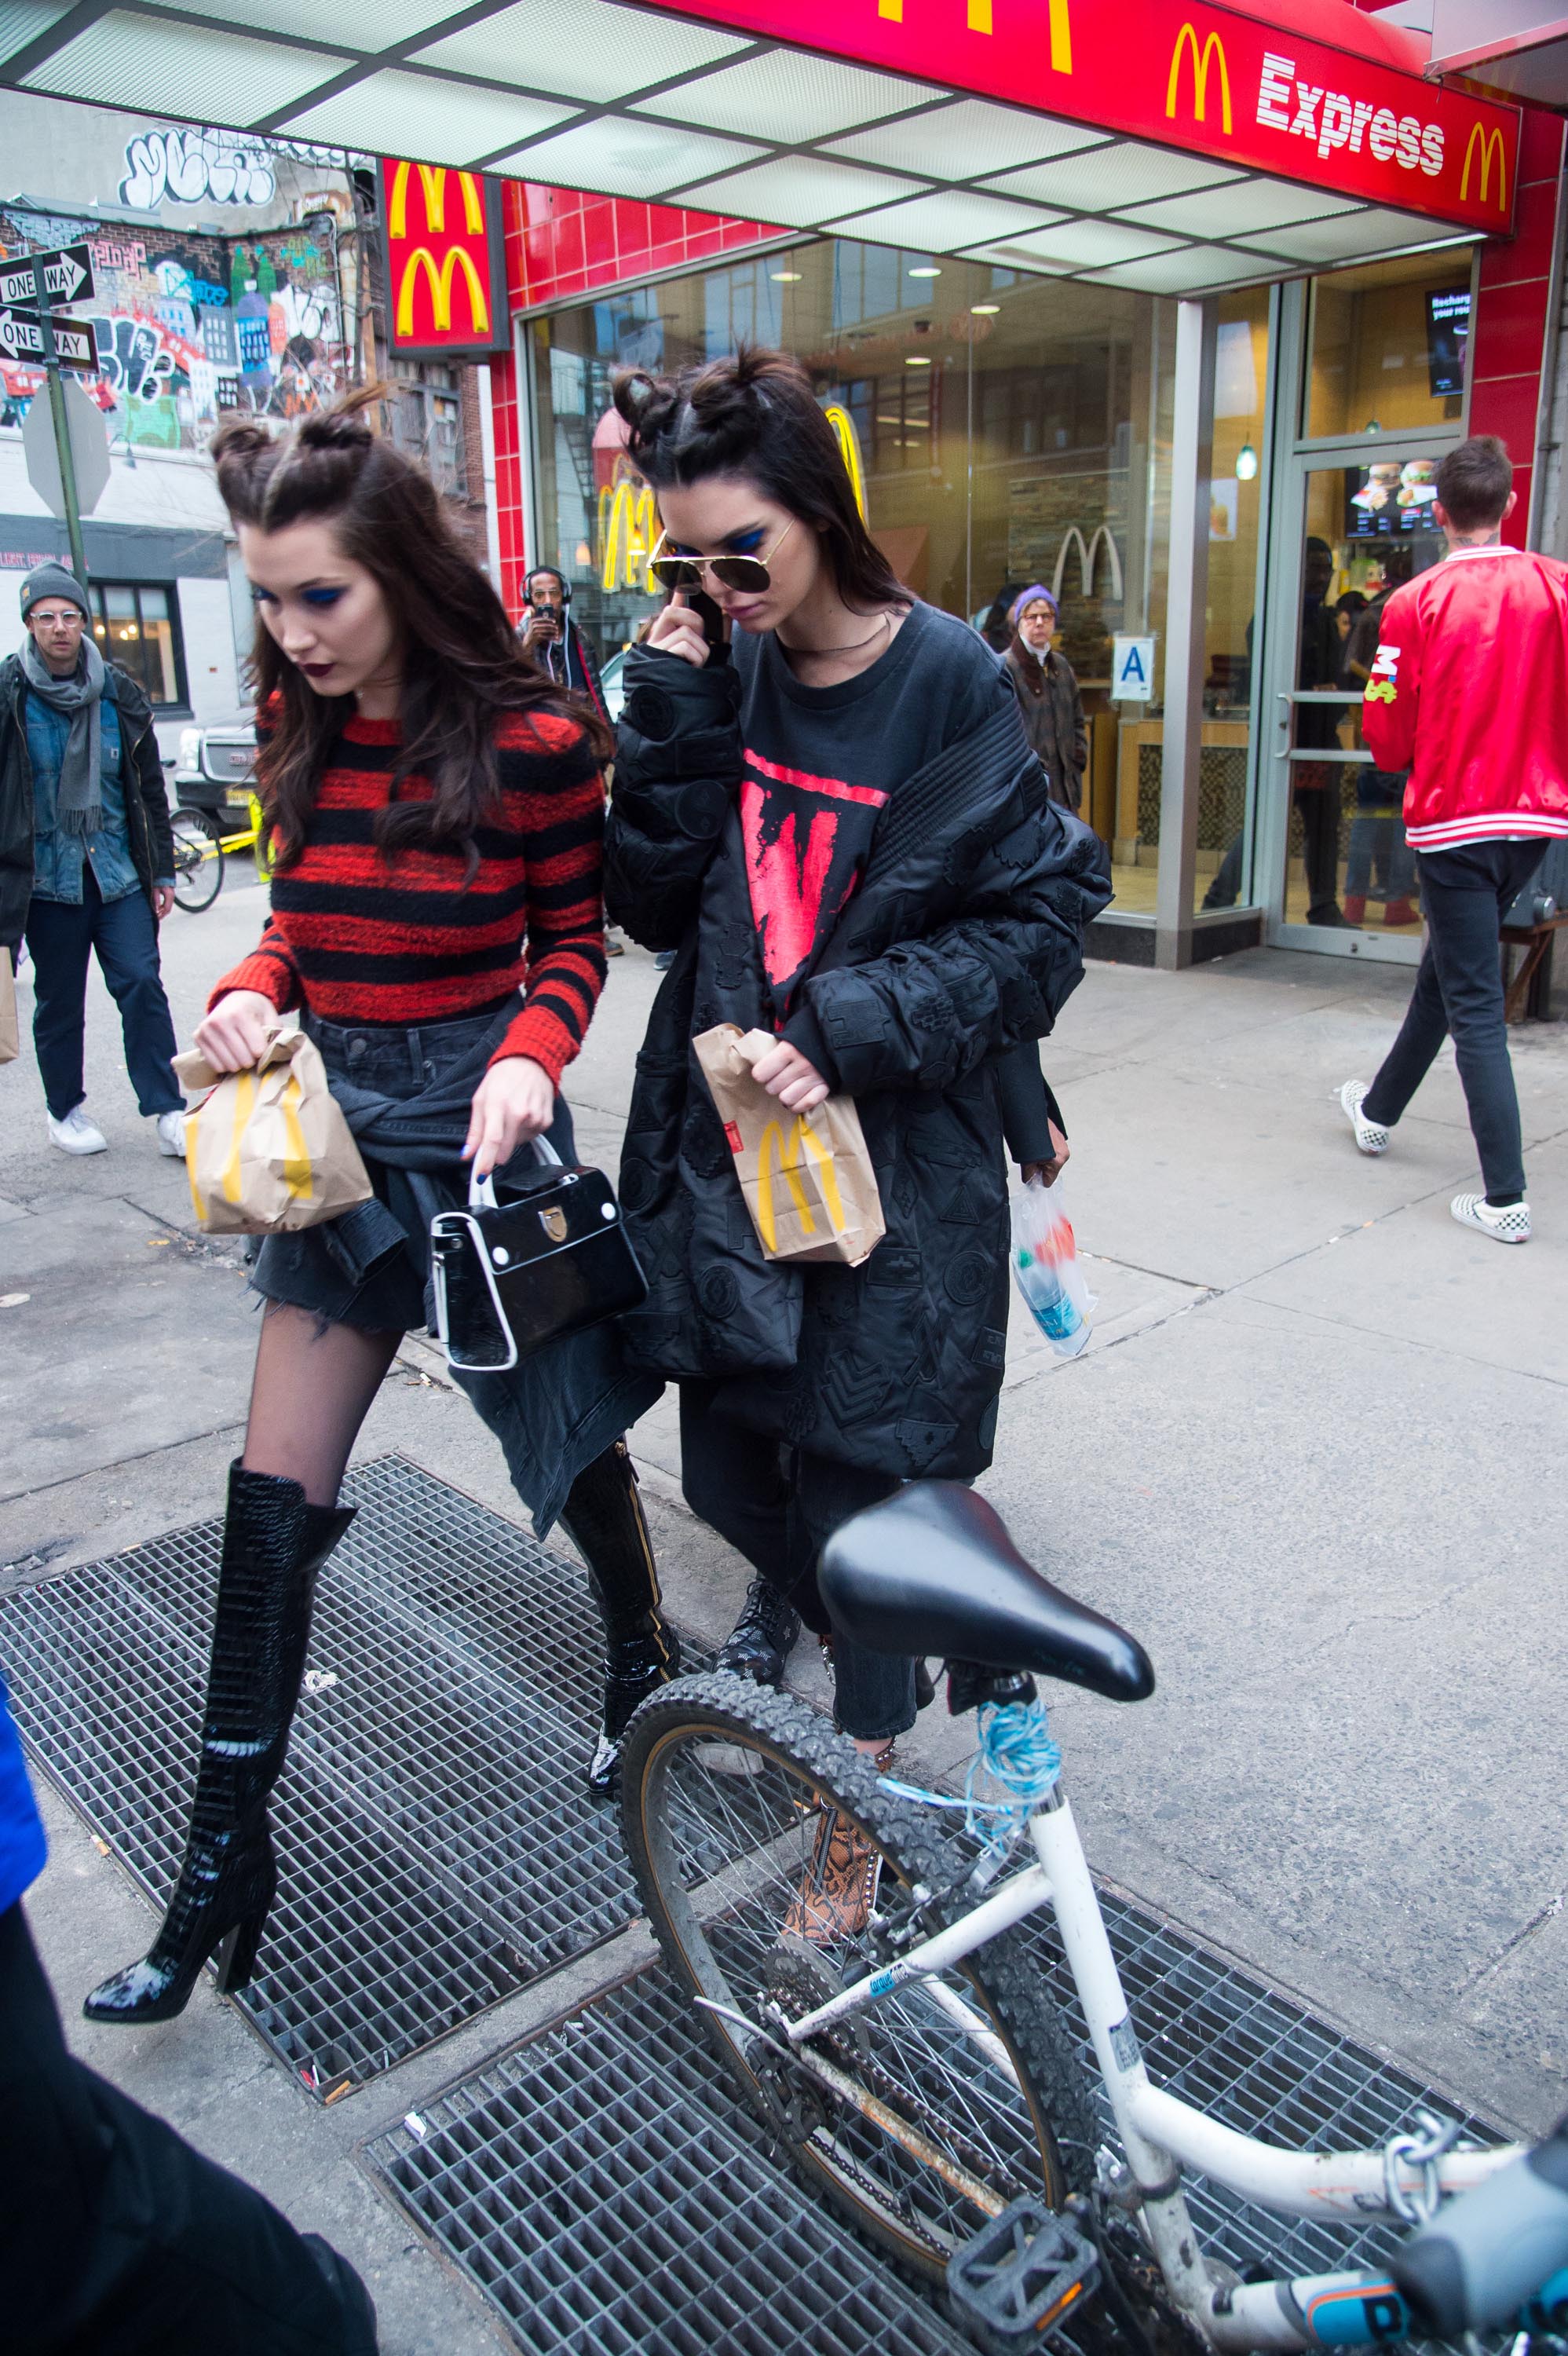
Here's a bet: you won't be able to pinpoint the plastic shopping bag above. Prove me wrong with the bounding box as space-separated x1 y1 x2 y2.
1011 1176 1093 1359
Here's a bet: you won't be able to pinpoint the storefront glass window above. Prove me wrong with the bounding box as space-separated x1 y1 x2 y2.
1304 248 1475 441
531 240 1182 924
91 582 183 707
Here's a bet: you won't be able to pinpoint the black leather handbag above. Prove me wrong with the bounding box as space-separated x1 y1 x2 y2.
429 1140 646 1374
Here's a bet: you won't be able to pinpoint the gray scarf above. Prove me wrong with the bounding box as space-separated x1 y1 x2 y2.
21 633 105 837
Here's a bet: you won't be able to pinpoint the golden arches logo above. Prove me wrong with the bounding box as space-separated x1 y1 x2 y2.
1166 24 1231 133
875 0 1070 67
394 244 491 338
599 480 658 593
756 1117 846 1254
822 404 868 521
388 161 484 240
1460 125 1508 211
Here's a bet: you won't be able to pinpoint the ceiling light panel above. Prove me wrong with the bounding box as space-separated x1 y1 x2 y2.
1241 206 1443 264
824 189 1059 253
492 117 764 198
283 68 574 161
824 98 1110 179
23 9 343 121
1116 181 1361 240
1086 246 1275 294
0 2 70 65
634 49 934 141
413 0 752 102
675 155 925 226
985 138 1241 212
964 216 1184 271
174 0 455 42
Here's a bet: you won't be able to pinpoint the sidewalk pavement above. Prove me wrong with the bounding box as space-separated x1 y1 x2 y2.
2 878 1566 2353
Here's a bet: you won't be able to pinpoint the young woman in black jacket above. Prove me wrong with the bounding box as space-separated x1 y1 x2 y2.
605 347 1109 1936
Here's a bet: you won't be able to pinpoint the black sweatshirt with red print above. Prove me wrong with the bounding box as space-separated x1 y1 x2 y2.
210 708 607 1087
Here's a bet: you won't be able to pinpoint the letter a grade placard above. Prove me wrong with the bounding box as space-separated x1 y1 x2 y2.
1113 636 1156 701
380 159 507 358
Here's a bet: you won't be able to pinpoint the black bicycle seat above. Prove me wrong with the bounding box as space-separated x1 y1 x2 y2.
820 1485 1154 1704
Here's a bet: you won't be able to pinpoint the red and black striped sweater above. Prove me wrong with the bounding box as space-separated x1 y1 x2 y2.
210 709 607 1087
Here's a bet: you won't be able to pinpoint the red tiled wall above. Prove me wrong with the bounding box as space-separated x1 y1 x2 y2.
484 180 783 610
1467 105 1566 548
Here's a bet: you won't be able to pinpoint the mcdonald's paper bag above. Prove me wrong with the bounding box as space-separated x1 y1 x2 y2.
172 1027 372 1236
693 1024 885 1268
0 954 16 1065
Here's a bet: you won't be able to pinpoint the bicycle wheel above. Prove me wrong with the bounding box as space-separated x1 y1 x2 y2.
170 810 223 912
620 1673 1095 2281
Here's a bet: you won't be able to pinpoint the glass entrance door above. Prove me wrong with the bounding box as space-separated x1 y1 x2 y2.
1260 444 1450 958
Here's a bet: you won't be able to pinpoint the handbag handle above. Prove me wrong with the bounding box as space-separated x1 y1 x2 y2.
468 1132 562 1211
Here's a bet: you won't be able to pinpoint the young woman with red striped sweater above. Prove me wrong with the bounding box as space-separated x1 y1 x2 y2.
86 397 671 2030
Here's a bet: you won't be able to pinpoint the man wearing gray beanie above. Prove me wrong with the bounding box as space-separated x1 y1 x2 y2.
2 561 182 1156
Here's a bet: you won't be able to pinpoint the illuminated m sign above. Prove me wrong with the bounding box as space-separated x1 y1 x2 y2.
600 480 658 593
1460 125 1508 211
1166 24 1231 133
381 155 506 357
874 0 1071 69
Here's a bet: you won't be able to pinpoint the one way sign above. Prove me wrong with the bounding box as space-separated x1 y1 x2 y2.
0 242 95 310
0 306 98 370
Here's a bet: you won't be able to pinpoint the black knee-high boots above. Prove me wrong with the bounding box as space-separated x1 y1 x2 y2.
84 1462 354 2025
560 1440 680 1793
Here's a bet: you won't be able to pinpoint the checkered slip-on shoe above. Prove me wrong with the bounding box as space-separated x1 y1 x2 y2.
1451 1193 1531 1245
1339 1080 1390 1156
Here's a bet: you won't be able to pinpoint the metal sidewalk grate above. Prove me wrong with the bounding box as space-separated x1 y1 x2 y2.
0 1457 706 2099
364 1965 975 2356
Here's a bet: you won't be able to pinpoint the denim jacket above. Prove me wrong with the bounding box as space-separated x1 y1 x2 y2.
29 683 142 903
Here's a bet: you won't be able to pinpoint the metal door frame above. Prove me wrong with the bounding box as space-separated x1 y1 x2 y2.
1255 278 1457 965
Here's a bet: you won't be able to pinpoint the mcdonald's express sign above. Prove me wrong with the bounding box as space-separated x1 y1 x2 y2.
638 0 1518 234
381 159 507 358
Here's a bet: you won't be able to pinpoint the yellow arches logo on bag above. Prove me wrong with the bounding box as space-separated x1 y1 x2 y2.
194 1068 315 1224
756 1115 847 1254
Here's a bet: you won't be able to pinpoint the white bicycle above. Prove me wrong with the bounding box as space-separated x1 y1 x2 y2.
620 1485 1557 2354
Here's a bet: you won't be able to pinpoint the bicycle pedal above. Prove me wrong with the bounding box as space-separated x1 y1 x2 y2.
948 2199 1099 2349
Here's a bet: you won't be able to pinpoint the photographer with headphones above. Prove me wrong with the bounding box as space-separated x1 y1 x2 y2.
520 568 609 726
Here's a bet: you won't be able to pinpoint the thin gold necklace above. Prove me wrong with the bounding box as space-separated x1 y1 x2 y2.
780 610 894 660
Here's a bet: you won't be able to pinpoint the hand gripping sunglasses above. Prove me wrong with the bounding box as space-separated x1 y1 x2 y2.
645 518 796 596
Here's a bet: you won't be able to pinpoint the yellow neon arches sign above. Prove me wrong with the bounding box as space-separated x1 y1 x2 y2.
387 163 484 240
822 404 868 522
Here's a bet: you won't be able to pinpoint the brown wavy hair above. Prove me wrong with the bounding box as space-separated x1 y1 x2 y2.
612 345 910 616
212 386 609 873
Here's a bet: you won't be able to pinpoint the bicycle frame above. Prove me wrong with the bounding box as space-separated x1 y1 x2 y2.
780 1785 1522 2351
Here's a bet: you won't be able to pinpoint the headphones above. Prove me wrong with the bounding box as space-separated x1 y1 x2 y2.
524 569 571 608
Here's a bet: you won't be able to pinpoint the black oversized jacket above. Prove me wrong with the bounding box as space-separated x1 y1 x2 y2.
0 654 174 949
604 639 1111 1480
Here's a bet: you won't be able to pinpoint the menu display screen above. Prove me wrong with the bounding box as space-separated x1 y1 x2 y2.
1427 287 1471 398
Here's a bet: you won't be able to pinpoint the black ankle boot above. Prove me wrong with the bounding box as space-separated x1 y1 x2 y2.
717 1576 800 1688
561 1440 680 1795
84 1463 354 2025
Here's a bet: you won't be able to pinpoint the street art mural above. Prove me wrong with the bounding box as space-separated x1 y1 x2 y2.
0 207 353 449
119 127 279 212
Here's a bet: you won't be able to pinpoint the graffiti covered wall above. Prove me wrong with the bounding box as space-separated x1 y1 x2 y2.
0 207 354 452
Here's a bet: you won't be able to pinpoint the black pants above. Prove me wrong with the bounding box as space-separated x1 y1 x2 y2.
0 1902 375 2355
678 1382 916 1744
1364 838 1549 1201
1294 777 1342 921
25 870 181 1121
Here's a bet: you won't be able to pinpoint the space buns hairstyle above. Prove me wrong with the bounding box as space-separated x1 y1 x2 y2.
612 343 910 616
213 385 609 876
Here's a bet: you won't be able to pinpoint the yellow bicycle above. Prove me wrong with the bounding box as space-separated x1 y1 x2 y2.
170 793 275 913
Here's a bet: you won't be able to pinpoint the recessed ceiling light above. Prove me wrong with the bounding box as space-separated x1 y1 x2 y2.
905 354 932 366
971 302 1000 315
769 269 803 281
908 265 941 277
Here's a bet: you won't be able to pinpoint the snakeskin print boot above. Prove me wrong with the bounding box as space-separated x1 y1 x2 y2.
84 1462 354 2025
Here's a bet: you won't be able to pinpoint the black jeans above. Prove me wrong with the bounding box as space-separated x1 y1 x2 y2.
25 870 181 1120
1294 777 1343 920
0 1901 375 2355
1364 838 1549 1201
678 1381 916 1745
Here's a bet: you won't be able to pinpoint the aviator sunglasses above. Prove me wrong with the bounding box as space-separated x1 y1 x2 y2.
646 517 797 595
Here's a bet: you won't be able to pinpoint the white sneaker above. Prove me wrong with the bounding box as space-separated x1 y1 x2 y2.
1339 1080 1390 1156
1451 1193 1530 1245
47 1105 108 1155
154 1109 187 1158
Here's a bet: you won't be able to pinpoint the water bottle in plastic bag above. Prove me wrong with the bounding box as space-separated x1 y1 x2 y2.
1011 1176 1093 1358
